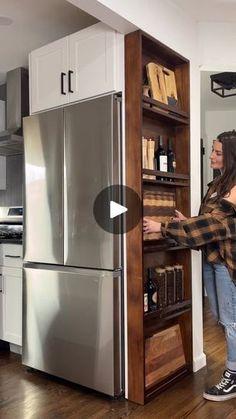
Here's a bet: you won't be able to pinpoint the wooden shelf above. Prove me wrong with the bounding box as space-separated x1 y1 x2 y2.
143 96 189 125
143 240 188 253
144 367 190 402
144 299 192 324
142 168 189 180
143 178 188 187
142 169 190 187
125 29 191 405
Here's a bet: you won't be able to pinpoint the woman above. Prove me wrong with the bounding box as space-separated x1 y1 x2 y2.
143 130 236 402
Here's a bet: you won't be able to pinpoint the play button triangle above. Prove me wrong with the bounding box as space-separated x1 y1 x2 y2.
110 200 128 219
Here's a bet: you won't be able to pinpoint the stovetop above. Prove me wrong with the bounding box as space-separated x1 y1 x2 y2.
0 226 22 239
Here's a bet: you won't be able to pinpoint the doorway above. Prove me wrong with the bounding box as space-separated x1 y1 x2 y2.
200 69 236 192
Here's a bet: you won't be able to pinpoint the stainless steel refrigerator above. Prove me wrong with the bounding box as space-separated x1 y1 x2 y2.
22 94 123 397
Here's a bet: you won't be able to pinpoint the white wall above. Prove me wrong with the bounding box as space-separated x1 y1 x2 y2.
199 21 236 71
67 0 205 386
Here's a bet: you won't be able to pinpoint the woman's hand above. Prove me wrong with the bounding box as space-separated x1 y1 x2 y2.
143 217 161 234
172 210 187 222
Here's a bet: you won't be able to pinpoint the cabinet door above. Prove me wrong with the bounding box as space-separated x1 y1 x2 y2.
30 37 69 113
69 23 117 102
2 268 22 345
1 244 22 268
0 271 3 340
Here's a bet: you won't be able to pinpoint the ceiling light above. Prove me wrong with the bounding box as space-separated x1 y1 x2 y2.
0 16 13 26
210 72 236 97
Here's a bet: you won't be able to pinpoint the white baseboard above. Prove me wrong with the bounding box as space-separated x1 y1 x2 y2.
10 343 22 355
193 352 207 372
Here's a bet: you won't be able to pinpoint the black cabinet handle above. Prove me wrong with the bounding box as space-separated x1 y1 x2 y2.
61 72 66 95
68 70 74 93
5 255 21 258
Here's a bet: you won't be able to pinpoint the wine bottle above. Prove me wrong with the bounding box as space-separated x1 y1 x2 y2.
147 268 157 312
155 136 167 172
167 138 176 173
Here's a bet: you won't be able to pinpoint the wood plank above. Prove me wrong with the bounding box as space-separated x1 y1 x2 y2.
125 30 145 405
145 324 186 389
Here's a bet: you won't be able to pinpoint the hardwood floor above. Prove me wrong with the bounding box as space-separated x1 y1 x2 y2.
1 300 235 419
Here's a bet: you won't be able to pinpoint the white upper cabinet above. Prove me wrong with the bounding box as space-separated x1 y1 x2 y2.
30 23 123 114
30 37 69 113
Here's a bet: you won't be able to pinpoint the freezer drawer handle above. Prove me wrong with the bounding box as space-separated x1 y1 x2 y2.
60 72 66 95
5 255 21 259
68 70 74 93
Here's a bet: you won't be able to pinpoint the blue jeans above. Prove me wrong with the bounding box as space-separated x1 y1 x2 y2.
204 261 236 370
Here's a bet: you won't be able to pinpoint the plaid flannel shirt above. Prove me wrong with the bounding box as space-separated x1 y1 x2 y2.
161 184 236 283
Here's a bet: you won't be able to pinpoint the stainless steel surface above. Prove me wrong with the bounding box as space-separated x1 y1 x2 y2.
0 68 29 155
64 95 121 270
23 94 124 397
23 109 64 264
0 155 23 205
22 265 122 396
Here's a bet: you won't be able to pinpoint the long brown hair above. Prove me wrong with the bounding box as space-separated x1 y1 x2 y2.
212 130 236 199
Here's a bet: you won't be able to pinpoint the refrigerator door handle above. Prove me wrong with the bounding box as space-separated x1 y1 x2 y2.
112 94 123 269
114 94 122 186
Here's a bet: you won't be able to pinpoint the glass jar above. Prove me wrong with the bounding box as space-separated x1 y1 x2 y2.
155 267 167 308
174 264 184 302
165 265 176 305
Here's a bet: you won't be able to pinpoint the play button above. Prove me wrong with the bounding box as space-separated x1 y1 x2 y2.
93 185 141 234
110 201 128 219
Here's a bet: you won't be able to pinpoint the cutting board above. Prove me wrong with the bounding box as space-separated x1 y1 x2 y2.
163 67 178 105
146 62 168 104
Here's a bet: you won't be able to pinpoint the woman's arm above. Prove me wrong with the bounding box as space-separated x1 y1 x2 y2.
143 199 236 248
143 218 161 234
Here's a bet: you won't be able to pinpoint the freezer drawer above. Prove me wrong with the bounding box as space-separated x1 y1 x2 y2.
22 265 123 397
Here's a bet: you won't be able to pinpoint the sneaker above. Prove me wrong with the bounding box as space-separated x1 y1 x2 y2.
203 370 236 401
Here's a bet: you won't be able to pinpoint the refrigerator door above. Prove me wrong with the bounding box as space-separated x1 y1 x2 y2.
64 94 122 270
23 109 64 264
22 264 123 397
